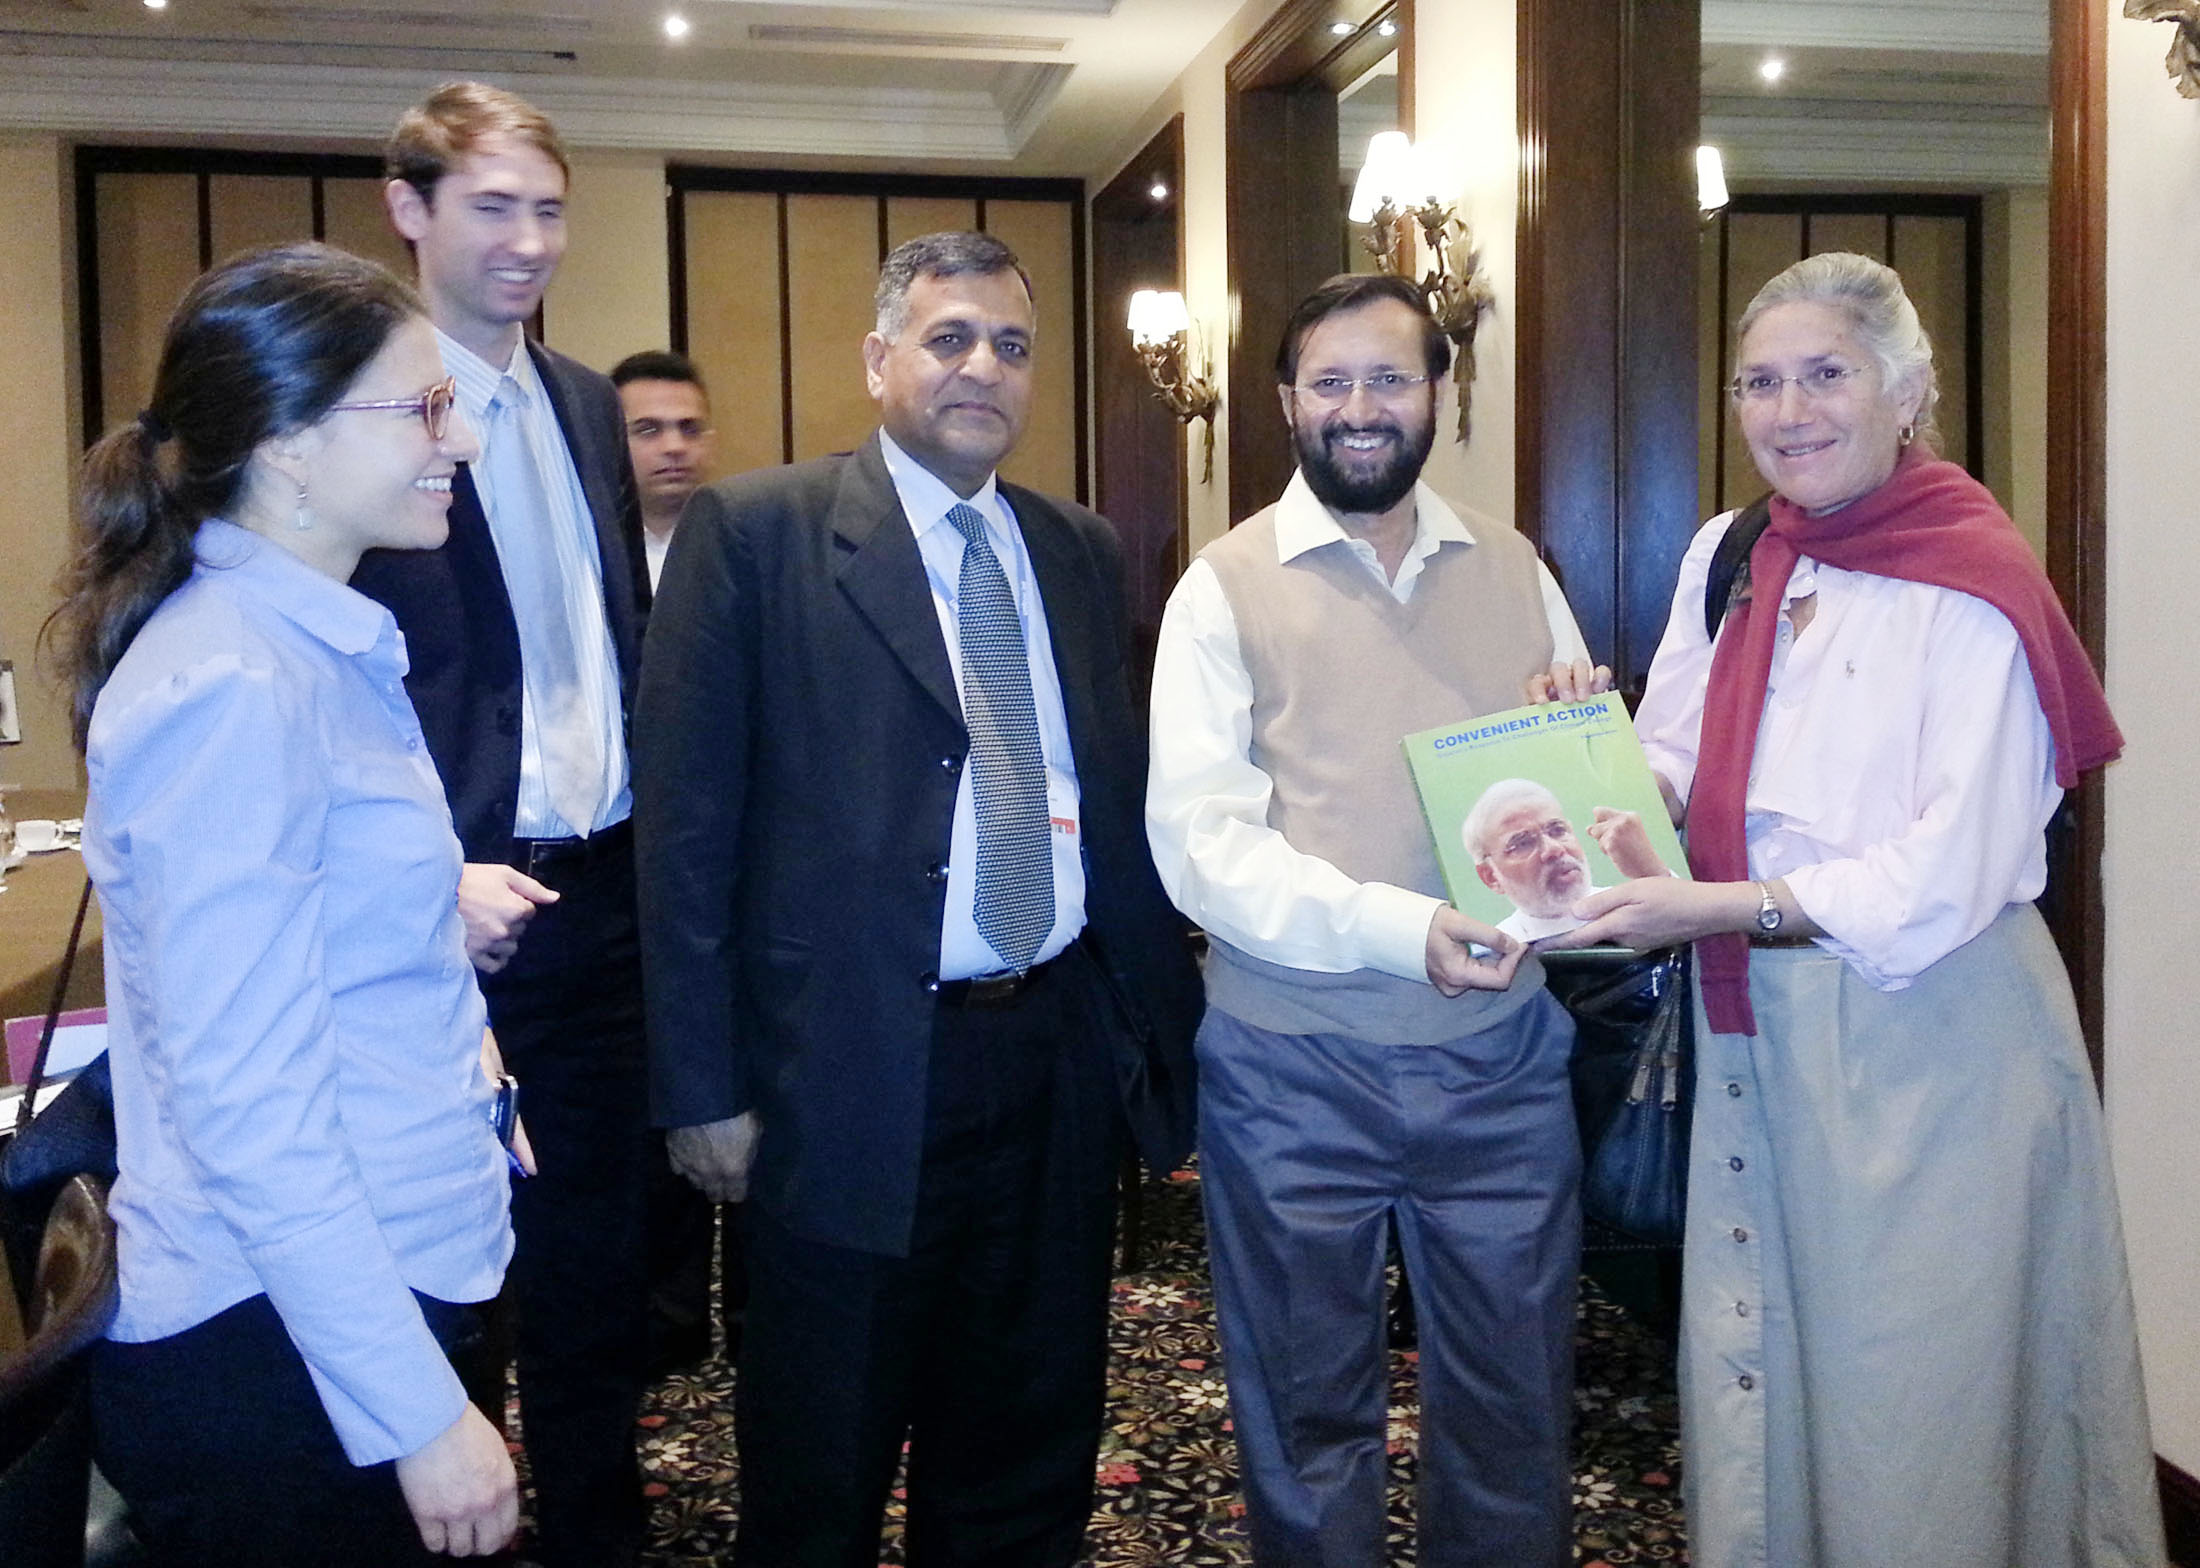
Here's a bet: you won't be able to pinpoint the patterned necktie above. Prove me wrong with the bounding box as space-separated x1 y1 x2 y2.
486 377 605 835
948 502 1054 971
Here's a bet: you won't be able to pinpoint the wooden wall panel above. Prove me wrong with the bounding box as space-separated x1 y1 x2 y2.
886 197 975 254
321 178 413 278
981 198 1076 499
1720 212 1798 508
1893 214 1969 468
1809 211 1885 262
1698 221 1726 521
207 174 312 263
683 190 785 476
96 174 199 441
785 194 884 462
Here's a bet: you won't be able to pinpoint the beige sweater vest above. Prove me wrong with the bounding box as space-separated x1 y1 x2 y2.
1197 499 1559 1042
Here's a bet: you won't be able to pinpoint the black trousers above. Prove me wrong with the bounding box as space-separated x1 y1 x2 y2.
733 946 1121 1568
91 1292 493 1568
480 830 651 1568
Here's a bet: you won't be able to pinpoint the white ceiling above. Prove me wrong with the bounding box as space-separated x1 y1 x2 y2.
0 0 1245 174
1703 0 2050 188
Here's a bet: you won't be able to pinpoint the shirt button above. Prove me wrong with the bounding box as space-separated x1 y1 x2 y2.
939 755 960 774
1732 1227 1749 1244
1728 1156 1745 1172
1735 1301 1750 1318
920 972 940 993
1727 1082 1743 1097
926 862 949 884
1738 1374 1755 1391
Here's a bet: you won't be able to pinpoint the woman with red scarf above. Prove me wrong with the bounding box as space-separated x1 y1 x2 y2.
1550 253 2162 1567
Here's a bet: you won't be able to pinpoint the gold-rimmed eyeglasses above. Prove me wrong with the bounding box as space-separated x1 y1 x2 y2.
327 377 458 440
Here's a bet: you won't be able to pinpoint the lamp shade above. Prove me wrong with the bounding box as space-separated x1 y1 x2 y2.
1696 145 1730 214
1349 131 1432 223
1127 288 1191 345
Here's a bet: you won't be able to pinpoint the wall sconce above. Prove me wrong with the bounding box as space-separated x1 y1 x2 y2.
1349 132 1494 446
1697 145 1730 223
2127 0 2200 97
1127 288 1220 485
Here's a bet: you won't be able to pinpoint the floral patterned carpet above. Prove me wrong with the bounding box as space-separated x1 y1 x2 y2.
611 1168 1688 1566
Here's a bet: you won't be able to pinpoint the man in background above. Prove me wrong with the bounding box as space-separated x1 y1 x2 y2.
612 349 714 591
353 80 650 1567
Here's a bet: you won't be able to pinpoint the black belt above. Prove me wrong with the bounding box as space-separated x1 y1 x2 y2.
932 948 1070 1009
507 817 631 876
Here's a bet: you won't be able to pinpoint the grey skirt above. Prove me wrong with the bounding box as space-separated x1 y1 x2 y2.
1680 903 2165 1568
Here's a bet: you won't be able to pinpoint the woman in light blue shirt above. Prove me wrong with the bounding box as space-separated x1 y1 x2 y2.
47 243 518 1563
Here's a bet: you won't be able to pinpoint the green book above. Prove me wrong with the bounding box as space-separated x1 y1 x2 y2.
1401 691 1689 944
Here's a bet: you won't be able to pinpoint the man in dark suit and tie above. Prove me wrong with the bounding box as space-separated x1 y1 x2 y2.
635 230 1201 1567
350 81 650 1568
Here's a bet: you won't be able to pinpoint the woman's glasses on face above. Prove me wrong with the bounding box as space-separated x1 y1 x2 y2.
1727 363 1870 406
327 377 458 440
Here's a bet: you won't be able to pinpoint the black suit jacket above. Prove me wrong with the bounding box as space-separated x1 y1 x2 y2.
633 435 1201 1258
351 340 648 863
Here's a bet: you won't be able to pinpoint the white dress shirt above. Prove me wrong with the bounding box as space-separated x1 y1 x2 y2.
877 431 1087 978
1634 510 2061 989
1145 473 1591 981
437 329 630 838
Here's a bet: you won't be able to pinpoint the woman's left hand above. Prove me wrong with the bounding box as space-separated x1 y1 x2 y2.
1523 656 1614 705
1541 876 1760 951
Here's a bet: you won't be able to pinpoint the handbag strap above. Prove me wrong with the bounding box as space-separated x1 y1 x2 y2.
14 875 94 1137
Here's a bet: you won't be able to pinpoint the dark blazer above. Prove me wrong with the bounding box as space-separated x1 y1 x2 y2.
350 339 648 864
634 435 1201 1258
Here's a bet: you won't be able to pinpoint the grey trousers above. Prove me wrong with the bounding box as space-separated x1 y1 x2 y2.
1196 995 1581 1568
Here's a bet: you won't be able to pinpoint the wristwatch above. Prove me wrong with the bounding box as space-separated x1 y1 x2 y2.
1754 882 1783 935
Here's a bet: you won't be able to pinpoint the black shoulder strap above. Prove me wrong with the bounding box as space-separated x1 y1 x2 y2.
1704 495 1775 643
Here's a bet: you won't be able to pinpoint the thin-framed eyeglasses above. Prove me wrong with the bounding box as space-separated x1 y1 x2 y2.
328 377 458 440
1290 372 1432 411
1727 363 1870 406
1495 819 1576 861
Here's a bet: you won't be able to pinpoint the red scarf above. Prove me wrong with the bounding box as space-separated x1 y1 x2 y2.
1690 447 2122 1034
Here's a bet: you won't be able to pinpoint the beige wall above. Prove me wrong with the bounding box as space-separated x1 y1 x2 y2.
2105 8 2200 1477
543 150 673 377
0 135 82 793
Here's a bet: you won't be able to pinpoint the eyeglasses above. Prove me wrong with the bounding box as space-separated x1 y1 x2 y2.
1727 364 1870 405
626 418 712 442
1494 819 1577 861
327 377 458 440
1289 372 1432 410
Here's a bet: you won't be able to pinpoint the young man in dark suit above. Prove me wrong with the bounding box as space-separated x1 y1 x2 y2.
350 81 650 1568
634 231 1201 1567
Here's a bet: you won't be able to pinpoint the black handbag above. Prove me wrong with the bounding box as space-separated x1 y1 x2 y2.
1543 946 1694 1246
0 876 115 1290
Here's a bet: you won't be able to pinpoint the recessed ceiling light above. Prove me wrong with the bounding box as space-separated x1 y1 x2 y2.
1329 20 1355 36
1758 55 1785 84
144 0 169 9
664 12 690 40
1148 181 1169 201
1376 19 1396 36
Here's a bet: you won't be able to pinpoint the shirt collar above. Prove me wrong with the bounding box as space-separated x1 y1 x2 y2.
1271 468 1476 565
435 326 533 427
877 428 1004 542
194 519 396 660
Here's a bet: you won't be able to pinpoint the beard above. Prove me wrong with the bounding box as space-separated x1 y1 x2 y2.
1292 401 1436 515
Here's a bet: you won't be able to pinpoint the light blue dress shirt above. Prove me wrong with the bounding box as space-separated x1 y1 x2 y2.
876 430 1087 979
85 521 514 1466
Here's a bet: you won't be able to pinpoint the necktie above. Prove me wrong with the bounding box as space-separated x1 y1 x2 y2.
948 502 1054 971
485 377 605 835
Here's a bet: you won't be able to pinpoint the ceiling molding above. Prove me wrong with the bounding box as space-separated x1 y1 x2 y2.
0 52 1072 160
706 0 1117 12
1704 103 2049 186
1702 0 2047 56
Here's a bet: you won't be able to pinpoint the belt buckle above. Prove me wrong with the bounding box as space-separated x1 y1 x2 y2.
961 971 1026 1007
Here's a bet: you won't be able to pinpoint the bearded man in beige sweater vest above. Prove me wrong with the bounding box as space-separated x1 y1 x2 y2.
1146 274 1604 1568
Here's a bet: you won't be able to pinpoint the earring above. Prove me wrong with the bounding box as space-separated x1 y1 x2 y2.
1897 423 1915 448
292 479 314 532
